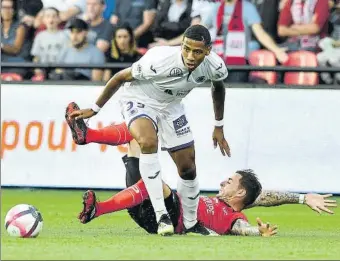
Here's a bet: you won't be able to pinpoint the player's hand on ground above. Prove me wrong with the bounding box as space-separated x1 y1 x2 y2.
212 127 231 157
305 193 337 214
256 217 278 237
69 108 97 120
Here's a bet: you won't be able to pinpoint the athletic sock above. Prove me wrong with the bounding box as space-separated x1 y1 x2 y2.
177 177 199 229
96 179 148 216
85 122 133 145
139 153 167 222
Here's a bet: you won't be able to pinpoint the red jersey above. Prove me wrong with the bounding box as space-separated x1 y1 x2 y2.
175 196 247 235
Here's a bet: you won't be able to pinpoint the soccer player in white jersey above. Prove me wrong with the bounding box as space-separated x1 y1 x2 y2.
69 25 230 236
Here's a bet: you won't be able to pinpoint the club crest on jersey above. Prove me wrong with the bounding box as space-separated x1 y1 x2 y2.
195 76 206 83
168 67 183 77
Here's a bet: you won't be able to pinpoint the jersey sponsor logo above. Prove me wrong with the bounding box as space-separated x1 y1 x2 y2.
150 65 157 74
168 67 183 77
173 115 188 131
201 196 215 215
164 89 191 97
195 76 206 83
173 115 191 137
175 90 191 97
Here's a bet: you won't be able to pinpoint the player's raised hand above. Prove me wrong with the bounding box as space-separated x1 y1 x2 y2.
212 127 231 157
256 217 278 237
69 108 97 120
304 193 337 214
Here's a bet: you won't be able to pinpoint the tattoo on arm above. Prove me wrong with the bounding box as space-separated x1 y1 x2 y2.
230 219 260 236
211 81 225 120
246 190 300 209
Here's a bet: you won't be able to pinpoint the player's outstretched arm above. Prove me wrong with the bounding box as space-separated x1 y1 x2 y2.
230 218 277 237
211 80 231 157
95 68 133 107
246 191 337 214
69 68 133 120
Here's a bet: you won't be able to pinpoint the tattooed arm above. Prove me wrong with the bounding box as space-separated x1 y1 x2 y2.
230 219 260 236
230 218 277 237
247 191 302 208
246 191 337 214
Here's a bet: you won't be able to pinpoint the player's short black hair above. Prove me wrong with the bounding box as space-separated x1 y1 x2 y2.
183 24 212 47
236 169 262 207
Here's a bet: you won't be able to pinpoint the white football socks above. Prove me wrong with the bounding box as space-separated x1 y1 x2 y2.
177 177 199 229
139 153 167 223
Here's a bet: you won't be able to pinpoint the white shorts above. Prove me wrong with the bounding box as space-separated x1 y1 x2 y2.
119 99 194 152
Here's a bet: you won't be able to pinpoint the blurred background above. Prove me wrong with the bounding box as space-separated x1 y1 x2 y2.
1 0 340 84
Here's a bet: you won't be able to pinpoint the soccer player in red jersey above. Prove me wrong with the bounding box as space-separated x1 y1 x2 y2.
66 103 337 236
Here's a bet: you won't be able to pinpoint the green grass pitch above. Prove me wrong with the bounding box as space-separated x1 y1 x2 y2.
1 189 339 260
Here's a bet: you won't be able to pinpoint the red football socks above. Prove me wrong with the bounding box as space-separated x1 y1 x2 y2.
85 122 133 145
96 179 149 216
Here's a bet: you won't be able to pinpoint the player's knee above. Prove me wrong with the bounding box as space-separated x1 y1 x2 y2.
179 165 196 180
137 136 158 153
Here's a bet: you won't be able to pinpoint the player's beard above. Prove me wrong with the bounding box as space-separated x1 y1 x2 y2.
217 194 237 204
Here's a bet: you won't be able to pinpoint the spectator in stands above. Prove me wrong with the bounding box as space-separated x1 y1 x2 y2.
1 0 36 78
150 0 220 46
249 0 281 43
15 0 43 22
49 18 105 81
110 0 157 48
31 7 69 81
277 0 330 53
103 0 115 20
317 0 340 84
210 0 287 82
151 0 193 40
34 0 87 29
104 23 142 81
83 0 114 54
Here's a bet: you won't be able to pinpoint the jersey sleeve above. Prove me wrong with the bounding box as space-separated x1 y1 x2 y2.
224 212 248 235
131 47 166 81
205 51 228 81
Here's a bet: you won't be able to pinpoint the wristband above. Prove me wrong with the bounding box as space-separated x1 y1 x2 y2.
299 194 305 204
215 119 224 127
91 104 101 113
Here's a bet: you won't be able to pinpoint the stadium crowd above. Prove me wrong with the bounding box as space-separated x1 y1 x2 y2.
1 0 340 84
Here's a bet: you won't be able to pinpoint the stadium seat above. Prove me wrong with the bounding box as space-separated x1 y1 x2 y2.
284 51 319 85
1 73 23 82
248 50 278 85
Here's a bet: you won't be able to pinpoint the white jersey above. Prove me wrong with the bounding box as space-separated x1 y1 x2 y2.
121 46 228 109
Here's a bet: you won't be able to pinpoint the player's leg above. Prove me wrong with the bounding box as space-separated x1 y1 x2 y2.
121 100 173 235
65 102 133 145
128 118 173 235
160 106 217 236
